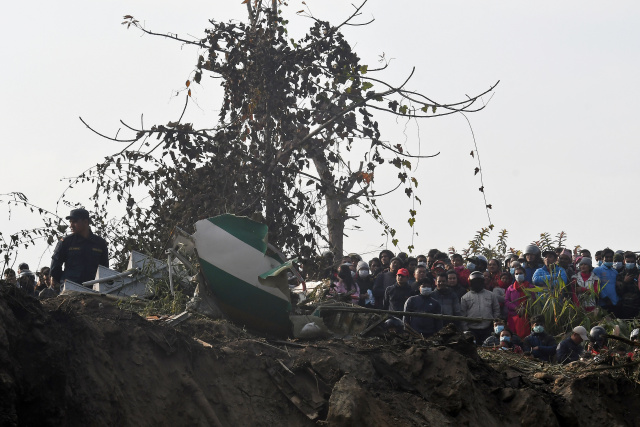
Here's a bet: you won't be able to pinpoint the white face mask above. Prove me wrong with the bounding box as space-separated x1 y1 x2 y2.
420 287 431 296
515 274 525 283
359 269 370 278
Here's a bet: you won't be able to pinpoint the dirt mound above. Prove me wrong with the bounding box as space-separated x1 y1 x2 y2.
1 286 640 426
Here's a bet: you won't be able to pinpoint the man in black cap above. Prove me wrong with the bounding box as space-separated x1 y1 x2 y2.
50 208 108 287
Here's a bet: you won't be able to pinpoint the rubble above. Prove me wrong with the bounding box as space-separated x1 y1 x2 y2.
2 285 640 426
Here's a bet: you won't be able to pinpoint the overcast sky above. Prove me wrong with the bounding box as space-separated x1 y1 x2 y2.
2 0 639 269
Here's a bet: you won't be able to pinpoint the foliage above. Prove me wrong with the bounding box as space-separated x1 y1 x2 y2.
70 0 497 265
116 276 189 317
522 277 604 337
463 227 577 262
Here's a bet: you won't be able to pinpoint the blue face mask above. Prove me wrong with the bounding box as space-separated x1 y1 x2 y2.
597 260 603 267
467 262 476 271
613 262 623 270
603 261 613 268
510 268 515 275
500 335 511 343
494 325 504 334
533 325 544 333
626 263 636 270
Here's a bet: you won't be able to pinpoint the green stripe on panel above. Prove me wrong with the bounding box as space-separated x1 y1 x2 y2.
207 214 268 254
200 258 291 335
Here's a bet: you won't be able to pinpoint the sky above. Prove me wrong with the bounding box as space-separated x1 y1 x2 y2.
1 0 639 269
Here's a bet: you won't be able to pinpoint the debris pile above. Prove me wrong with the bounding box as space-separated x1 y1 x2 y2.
2 287 640 426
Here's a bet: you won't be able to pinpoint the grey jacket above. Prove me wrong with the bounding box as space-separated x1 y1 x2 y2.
460 289 501 330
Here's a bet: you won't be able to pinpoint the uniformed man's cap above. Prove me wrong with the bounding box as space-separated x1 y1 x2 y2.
66 208 91 223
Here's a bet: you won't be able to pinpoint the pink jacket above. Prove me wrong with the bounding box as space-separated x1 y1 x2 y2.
504 281 533 317
332 280 361 303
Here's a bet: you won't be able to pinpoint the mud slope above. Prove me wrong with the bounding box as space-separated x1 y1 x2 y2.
1 286 639 426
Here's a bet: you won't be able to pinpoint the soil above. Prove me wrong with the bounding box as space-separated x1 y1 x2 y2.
2 285 640 426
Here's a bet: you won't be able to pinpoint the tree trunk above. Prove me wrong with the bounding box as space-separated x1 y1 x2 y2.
312 156 345 257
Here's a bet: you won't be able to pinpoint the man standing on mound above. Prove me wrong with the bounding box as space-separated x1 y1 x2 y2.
50 208 109 287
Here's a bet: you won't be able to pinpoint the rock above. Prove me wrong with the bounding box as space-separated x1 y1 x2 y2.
326 375 388 427
500 387 516 402
533 372 555 382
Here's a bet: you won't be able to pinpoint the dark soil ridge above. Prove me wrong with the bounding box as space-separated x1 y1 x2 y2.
1 286 639 426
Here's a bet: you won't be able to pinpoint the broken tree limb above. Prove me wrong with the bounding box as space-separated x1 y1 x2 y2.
316 305 495 323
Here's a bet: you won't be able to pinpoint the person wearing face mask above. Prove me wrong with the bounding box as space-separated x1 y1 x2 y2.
482 320 522 347
594 250 603 267
522 315 556 362
383 268 414 312
593 248 619 310
461 271 501 344
355 261 375 308
613 252 625 273
372 257 403 309
331 264 360 304
509 260 521 277
504 266 534 339
570 257 600 312
403 282 443 338
497 330 523 353
430 273 462 328
614 252 640 318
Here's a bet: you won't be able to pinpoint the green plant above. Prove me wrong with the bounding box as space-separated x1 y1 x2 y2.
522 277 605 337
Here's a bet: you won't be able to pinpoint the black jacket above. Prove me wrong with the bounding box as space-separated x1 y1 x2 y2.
50 232 108 284
384 283 414 312
373 271 399 307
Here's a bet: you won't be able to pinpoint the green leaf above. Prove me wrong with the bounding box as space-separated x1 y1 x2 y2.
362 82 373 91
359 65 368 74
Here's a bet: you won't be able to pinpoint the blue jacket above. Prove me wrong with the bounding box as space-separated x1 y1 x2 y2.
404 295 443 336
522 332 556 362
593 265 619 306
523 263 542 284
556 337 583 364
532 265 568 287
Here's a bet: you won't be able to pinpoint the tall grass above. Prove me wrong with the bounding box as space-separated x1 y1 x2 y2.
522 276 606 337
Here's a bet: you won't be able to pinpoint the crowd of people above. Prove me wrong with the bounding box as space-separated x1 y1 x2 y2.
2 264 58 299
317 245 640 364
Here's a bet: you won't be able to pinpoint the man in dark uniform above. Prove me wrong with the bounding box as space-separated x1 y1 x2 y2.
50 208 109 286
